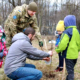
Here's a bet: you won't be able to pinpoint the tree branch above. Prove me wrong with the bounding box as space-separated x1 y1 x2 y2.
8 0 12 4
8 0 16 7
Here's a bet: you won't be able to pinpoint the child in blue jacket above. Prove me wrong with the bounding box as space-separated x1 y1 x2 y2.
55 20 65 72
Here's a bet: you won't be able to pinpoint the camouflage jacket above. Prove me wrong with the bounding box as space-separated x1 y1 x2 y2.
4 4 42 41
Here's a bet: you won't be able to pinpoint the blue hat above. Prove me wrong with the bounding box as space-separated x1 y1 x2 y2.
64 15 76 27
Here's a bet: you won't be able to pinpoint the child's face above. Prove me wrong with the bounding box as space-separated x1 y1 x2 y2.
57 31 63 34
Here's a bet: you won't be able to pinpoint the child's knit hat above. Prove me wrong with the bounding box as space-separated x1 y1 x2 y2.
56 20 65 31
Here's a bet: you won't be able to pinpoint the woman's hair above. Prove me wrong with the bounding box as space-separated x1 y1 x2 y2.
24 27 35 35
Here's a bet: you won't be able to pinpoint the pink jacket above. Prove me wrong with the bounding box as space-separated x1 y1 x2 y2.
0 27 8 68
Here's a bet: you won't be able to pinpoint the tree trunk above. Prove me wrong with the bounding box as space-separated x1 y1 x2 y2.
18 0 21 6
25 0 29 4
8 0 16 7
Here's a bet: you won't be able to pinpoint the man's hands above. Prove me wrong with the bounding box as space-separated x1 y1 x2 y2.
43 51 53 62
43 57 50 61
39 41 43 47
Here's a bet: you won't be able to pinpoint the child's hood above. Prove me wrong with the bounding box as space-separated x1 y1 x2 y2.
64 15 76 27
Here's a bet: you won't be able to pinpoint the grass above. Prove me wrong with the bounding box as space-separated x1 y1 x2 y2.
0 35 80 80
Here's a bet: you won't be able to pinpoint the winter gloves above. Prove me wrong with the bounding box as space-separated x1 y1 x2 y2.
39 41 43 47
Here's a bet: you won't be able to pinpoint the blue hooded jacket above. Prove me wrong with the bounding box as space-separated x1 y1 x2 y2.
64 15 76 27
63 15 76 38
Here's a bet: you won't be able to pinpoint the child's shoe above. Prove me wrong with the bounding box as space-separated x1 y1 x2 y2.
54 67 59 72
59 67 63 71
54 67 63 72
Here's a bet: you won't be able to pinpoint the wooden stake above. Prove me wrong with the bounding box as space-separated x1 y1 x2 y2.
62 58 65 80
44 39 48 51
41 47 44 51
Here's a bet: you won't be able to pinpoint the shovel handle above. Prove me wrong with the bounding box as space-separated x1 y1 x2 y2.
41 47 44 51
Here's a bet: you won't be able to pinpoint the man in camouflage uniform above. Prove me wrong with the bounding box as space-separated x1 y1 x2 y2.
4 2 43 50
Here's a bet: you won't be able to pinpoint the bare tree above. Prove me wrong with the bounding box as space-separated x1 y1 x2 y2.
18 0 21 6
8 0 22 7
8 0 16 7
25 0 30 4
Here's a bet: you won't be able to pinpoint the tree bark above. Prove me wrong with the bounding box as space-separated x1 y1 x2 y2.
8 0 16 7
18 0 21 6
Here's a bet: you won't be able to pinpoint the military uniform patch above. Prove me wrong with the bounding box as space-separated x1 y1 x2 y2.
13 15 17 19
18 10 21 12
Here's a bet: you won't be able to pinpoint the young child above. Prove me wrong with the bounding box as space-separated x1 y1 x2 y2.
55 20 65 72
0 26 8 68
55 15 80 80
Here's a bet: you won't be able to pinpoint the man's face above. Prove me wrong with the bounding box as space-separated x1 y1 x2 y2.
30 34 35 41
27 10 36 17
